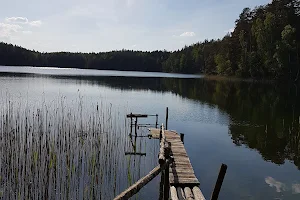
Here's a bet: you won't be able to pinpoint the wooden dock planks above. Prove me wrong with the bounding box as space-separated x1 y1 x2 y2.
164 130 200 186
149 129 205 200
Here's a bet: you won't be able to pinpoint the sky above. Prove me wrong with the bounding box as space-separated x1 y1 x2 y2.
0 0 271 53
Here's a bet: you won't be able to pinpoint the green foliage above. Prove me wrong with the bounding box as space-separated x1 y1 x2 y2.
215 54 231 74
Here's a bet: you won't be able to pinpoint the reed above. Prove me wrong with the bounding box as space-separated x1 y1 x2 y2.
0 94 160 200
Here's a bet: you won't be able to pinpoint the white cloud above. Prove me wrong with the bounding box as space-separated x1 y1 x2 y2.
5 17 29 24
28 20 42 27
4 17 42 27
0 23 22 38
180 31 196 37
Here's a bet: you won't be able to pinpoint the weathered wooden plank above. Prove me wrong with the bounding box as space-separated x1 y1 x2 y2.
176 187 186 200
184 187 194 200
173 158 191 163
126 114 148 118
169 169 195 174
159 126 166 164
164 127 202 195
171 186 179 200
171 180 200 185
148 128 160 139
192 187 206 200
170 175 198 180
170 178 200 184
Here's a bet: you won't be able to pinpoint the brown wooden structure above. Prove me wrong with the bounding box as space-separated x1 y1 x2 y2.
115 108 227 200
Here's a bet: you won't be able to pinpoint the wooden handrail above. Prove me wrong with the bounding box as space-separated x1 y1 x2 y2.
159 124 166 164
114 158 173 200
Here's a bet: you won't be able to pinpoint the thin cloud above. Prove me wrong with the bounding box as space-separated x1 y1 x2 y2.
4 17 42 27
5 17 29 24
0 23 22 38
180 32 196 37
28 20 42 27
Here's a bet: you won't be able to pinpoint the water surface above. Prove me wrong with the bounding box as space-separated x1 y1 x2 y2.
0 66 300 199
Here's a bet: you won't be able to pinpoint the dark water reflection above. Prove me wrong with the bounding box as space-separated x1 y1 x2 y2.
1 70 300 199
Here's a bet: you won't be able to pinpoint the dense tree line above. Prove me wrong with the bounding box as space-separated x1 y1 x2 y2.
0 0 299 79
0 42 169 72
163 0 300 80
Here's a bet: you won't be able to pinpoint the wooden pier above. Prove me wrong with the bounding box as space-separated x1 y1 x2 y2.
115 109 227 200
150 128 205 199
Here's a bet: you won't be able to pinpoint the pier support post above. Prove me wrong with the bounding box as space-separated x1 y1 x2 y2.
165 107 168 130
135 117 138 136
163 142 171 200
130 113 133 135
180 133 185 143
210 164 227 200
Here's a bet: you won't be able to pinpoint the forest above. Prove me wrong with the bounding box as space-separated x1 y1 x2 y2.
0 0 299 80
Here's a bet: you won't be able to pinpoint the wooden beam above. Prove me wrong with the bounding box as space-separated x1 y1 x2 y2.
126 114 148 118
114 159 172 200
125 152 146 156
159 124 166 164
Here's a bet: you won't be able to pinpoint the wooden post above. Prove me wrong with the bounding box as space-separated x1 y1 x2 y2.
135 117 138 136
180 133 184 143
165 107 169 130
164 142 171 200
130 112 133 135
159 167 165 200
210 164 227 200
156 114 158 128
159 125 166 164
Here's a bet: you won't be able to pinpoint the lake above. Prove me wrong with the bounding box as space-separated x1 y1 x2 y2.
0 66 300 200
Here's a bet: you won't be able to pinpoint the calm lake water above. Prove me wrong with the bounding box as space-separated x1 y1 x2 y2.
1 66 300 200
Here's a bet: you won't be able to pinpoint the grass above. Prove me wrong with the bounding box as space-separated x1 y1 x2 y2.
0 94 159 199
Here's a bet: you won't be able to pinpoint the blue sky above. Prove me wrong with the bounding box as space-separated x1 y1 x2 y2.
0 0 270 52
